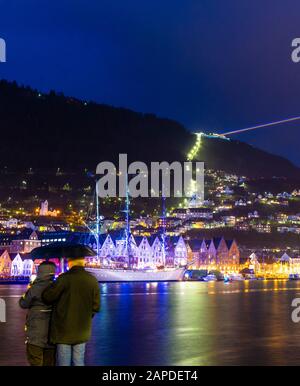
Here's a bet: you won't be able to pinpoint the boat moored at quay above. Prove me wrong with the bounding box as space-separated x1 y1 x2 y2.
85 174 189 282
86 266 185 282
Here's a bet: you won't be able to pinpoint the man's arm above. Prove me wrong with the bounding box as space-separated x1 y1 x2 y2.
42 276 65 305
19 287 34 309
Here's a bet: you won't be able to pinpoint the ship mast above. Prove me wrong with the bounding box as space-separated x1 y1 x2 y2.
161 192 166 267
85 172 101 263
124 173 131 267
95 180 101 262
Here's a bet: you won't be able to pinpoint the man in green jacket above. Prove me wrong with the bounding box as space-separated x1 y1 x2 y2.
42 257 100 366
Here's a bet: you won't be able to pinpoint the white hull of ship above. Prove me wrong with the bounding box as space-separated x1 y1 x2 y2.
86 267 185 282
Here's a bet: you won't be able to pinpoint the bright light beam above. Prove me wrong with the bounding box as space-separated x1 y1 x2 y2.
222 116 300 136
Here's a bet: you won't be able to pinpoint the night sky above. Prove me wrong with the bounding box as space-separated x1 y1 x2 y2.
1 1 300 164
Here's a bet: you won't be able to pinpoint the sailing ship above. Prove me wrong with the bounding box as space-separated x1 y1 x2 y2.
85 175 186 282
86 266 185 282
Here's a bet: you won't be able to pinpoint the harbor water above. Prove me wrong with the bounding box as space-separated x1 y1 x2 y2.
1 280 300 365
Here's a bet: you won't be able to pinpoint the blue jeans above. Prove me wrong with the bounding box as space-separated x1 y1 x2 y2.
56 343 86 366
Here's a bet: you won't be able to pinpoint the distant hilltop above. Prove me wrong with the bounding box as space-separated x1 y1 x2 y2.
0 80 299 179
195 134 300 178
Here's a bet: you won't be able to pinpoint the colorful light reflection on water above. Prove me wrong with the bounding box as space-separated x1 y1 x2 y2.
1 280 300 365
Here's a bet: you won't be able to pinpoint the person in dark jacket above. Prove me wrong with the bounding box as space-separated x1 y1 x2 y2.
19 261 56 366
42 257 100 366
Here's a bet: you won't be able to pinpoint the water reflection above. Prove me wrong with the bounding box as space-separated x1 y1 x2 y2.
1 281 300 365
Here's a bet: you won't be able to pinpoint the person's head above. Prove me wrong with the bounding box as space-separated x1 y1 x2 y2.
37 261 56 280
67 257 85 269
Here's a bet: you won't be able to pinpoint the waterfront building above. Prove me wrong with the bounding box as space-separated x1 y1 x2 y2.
207 239 217 262
0 250 11 277
215 237 229 264
10 230 41 253
249 253 260 272
199 239 211 266
187 237 240 271
164 238 176 267
22 256 34 277
10 253 24 276
137 236 153 269
226 239 240 268
280 253 291 262
186 239 203 267
289 257 300 274
173 236 188 266
99 234 115 259
8 252 34 277
151 236 165 266
0 250 34 278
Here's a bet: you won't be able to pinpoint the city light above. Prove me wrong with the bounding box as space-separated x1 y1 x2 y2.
187 132 202 161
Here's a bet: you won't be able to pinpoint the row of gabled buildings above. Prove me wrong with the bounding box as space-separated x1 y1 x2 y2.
187 237 240 270
0 227 240 276
95 234 189 269
90 233 240 271
0 250 34 278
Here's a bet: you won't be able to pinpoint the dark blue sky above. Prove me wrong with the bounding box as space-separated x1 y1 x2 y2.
1 0 300 164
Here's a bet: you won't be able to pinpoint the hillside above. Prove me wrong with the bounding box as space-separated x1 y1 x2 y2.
0 80 193 170
0 80 299 179
196 135 300 178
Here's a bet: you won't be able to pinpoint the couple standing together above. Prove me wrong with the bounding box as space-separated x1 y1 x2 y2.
19 257 100 366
